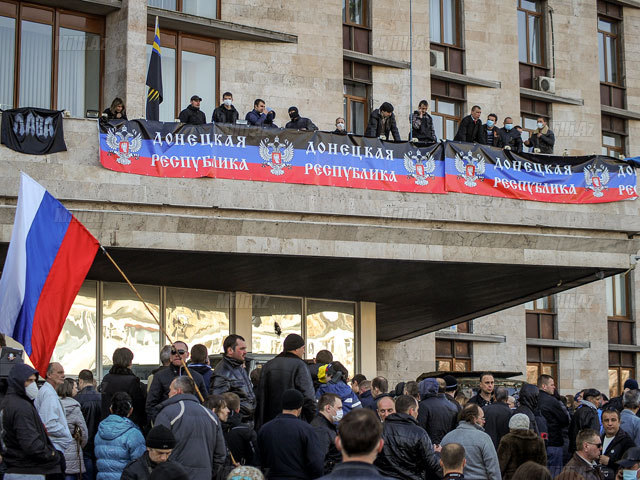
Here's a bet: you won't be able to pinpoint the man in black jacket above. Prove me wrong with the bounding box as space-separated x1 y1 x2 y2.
76 369 102 480
286 106 318 131
257 389 324 479
483 386 513 449
482 113 499 146
365 102 401 141
121 425 177 479
211 334 256 422
221 392 259 466
255 333 316 428
374 395 443 480
537 374 569 477
0 363 62 477
468 372 494 408
569 388 602 453
454 105 484 143
599 409 635 479
417 378 457 445
524 117 555 154
146 341 208 421
497 117 523 153
178 95 206 125
212 91 239 124
411 100 436 143
311 393 343 474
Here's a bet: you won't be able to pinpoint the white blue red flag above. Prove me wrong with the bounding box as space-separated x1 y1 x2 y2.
0 173 99 376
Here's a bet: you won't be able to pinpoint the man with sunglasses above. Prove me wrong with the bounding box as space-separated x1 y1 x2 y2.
557 429 605 480
146 341 208 421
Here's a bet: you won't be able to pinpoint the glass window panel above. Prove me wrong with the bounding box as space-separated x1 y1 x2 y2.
252 295 302 355
52 281 97 374
608 321 619 344
306 299 355 376
610 350 620 366
621 352 635 367
182 0 217 19
518 11 527 63
598 19 612 33
528 15 540 64
523 117 538 129
603 134 617 146
609 368 619 399
102 282 160 367
526 314 539 338
165 288 230 355
606 36 617 84
442 0 456 45
541 364 555 377
351 100 365 135
527 364 540 385
437 100 455 115
527 346 541 362
432 114 443 140
454 341 470 358
19 21 52 109
57 28 100 118
541 315 555 339
148 0 177 9
524 301 534 310
342 0 346 22
0 16 15 110
619 322 633 345
615 274 627 317
436 339 453 357
539 296 550 310
430 0 441 43
598 33 606 82
345 83 366 97
181 50 215 123
453 359 470 372
437 359 452 371
521 0 538 12
348 0 363 24
541 347 556 362
445 119 456 140
602 146 609 156
146 45 176 121
605 276 614 317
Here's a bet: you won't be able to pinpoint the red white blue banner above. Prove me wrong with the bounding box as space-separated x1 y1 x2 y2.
98 120 638 204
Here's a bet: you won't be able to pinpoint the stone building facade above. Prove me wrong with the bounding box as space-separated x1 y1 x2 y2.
1 0 640 397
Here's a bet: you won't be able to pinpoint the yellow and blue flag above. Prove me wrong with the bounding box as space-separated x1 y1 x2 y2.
146 17 163 121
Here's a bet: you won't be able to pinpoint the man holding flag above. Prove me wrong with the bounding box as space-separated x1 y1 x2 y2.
146 16 163 121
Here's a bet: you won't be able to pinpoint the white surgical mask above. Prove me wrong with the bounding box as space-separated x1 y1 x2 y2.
537 122 544 129
622 470 638 480
333 408 344 423
337 123 345 130
25 381 38 400
223 99 232 106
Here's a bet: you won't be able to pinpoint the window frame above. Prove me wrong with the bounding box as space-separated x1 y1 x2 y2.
431 96 461 141
430 0 461 47
148 0 221 20
517 0 545 67
343 81 369 136
607 272 631 321
342 0 369 28
1 0 105 114
435 338 472 373
602 132 625 158
598 15 621 87
609 351 635 398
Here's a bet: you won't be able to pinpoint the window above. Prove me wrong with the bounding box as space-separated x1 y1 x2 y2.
343 0 367 26
343 82 368 135
146 29 218 121
520 97 549 145
602 133 624 158
429 0 463 73
148 0 219 20
0 3 104 115
252 295 303 355
598 18 619 85
598 1 624 107
526 347 557 385
431 97 461 141
526 296 557 385
343 0 370 54
436 339 471 372
517 0 543 65
607 273 633 345
609 351 635 398
306 299 355 375
601 114 627 158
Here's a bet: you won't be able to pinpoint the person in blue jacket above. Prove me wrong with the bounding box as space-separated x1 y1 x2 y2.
245 98 277 128
95 391 146 480
315 362 362 414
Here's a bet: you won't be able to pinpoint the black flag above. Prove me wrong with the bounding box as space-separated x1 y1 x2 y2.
146 17 163 121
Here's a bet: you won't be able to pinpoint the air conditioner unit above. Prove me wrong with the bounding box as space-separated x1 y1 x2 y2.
430 50 445 70
534 76 555 94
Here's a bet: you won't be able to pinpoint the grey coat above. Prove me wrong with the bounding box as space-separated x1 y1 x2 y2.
155 393 227 480
61 397 88 474
441 421 502 480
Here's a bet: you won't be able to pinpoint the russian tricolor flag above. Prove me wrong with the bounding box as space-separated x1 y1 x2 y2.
0 173 99 376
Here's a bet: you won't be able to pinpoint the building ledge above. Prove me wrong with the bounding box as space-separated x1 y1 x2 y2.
435 331 506 343
148 7 297 43
431 70 501 89
343 50 410 69
601 105 640 121
611 0 640 8
527 338 590 349
25 0 121 14
520 88 584 106
609 344 640 352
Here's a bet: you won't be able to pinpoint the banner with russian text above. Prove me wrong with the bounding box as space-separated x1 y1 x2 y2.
98 120 637 203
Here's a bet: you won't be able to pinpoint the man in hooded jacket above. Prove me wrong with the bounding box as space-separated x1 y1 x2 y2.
514 383 547 440
0 363 62 478
285 107 318 131
417 378 458 445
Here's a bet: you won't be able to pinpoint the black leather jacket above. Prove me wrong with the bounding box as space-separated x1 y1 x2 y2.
375 413 443 480
211 356 256 420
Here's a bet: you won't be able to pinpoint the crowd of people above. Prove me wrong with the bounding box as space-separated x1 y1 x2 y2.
3 332 633 480
103 94 556 155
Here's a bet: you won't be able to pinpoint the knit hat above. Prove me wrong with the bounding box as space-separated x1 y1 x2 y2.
227 466 265 480
150 462 189 480
282 389 304 410
509 413 530 430
624 379 639 390
443 375 458 391
146 425 176 449
283 333 305 352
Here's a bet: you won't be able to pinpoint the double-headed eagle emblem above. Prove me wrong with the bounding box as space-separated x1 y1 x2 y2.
403 150 436 186
584 164 610 198
105 126 142 165
454 150 486 187
259 136 294 175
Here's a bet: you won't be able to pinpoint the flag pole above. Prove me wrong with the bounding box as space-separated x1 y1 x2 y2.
99 245 205 403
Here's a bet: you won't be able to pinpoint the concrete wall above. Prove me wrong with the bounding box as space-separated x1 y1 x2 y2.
623 6 640 157
377 335 435 388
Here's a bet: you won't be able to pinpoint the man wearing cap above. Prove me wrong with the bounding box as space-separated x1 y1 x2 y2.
613 447 640 479
256 333 316 428
285 106 318 131
178 96 206 125
496 413 547 479
570 389 603 453
121 425 179 479
607 379 638 412
443 375 461 411
620 389 640 446
557 428 605 480
257 389 324 479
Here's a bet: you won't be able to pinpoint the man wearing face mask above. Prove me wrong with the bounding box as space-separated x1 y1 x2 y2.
332 117 348 135
0 364 63 478
482 114 499 146
497 117 523 153
212 92 239 124
524 117 555 154
285 106 318 131
311 393 343 474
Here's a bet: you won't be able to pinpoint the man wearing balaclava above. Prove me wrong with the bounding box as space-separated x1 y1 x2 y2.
285 106 318 131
